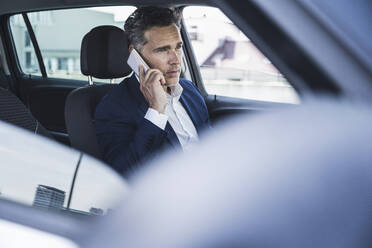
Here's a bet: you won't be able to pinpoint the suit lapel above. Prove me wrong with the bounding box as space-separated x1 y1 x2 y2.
127 74 181 148
165 122 181 148
179 91 201 133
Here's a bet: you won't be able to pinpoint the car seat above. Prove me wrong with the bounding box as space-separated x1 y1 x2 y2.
65 25 132 159
0 86 52 138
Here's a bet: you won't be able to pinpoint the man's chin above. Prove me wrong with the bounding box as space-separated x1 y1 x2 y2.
165 77 179 87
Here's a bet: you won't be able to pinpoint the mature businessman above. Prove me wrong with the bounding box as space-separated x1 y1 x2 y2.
94 6 210 177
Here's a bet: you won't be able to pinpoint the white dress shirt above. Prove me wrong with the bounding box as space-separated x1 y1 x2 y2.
143 83 199 152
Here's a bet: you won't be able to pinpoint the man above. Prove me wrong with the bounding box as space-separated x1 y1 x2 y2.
94 6 210 177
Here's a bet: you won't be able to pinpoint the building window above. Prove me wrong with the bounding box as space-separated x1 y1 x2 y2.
48 59 52 70
57 58 68 70
25 31 31 47
25 51 32 67
189 32 198 41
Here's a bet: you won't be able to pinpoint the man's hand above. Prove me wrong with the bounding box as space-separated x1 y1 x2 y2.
139 65 167 114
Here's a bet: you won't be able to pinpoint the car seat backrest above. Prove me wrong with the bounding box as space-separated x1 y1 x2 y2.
0 72 9 89
65 84 115 159
0 87 51 138
65 25 131 159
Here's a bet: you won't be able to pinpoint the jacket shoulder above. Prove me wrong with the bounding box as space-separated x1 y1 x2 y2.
95 77 134 118
179 78 204 99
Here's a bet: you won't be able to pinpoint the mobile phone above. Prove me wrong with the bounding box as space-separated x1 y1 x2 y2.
127 49 150 77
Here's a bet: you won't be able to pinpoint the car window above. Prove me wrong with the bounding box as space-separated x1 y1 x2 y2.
9 15 42 76
0 140 76 209
69 155 129 215
183 6 300 104
0 122 128 216
9 6 136 83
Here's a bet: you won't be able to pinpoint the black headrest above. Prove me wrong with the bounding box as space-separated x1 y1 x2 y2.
81 25 132 79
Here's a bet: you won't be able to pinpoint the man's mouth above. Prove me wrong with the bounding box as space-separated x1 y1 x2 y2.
166 70 180 77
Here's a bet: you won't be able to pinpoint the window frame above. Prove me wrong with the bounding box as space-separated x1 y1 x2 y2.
21 13 46 77
6 7 135 85
179 7 208 97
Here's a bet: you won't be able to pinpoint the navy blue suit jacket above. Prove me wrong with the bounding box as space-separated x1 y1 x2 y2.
94 74 210 176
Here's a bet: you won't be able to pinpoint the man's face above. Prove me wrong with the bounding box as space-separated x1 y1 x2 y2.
140 24 183 86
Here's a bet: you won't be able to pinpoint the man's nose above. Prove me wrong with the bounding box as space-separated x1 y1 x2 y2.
168 49 181 64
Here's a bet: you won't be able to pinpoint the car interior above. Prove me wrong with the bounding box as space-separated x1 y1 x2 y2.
0 0 371 246
3 0 363 152
0 1 306 152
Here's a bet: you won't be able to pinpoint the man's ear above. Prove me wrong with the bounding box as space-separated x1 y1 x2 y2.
128 45 134 53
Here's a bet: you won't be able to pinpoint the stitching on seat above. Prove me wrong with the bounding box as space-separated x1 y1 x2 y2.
35 121 39 134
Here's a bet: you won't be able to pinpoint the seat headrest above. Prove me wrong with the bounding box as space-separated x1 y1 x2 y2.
81 25 132 79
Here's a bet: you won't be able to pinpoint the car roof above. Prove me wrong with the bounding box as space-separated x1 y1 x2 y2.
0 0 214 15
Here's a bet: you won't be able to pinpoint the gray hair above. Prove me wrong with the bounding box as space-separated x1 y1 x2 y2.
124 6 181 51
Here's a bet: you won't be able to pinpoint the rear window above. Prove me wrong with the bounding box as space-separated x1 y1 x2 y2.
9 7 136 83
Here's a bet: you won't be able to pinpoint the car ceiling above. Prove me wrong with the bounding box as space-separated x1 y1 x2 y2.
0 0 214 15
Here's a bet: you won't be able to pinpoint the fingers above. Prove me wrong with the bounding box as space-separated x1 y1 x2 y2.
160 77 166 86
139 65 145 84
142 69 166 87
138 68 167 113
148 72 165 86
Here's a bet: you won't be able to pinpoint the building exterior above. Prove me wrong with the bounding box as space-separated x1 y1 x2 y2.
184 13 281 80
10 9 122 78
33 185 65 209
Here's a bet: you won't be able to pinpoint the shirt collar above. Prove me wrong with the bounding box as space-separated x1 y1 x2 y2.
166 83 183 103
